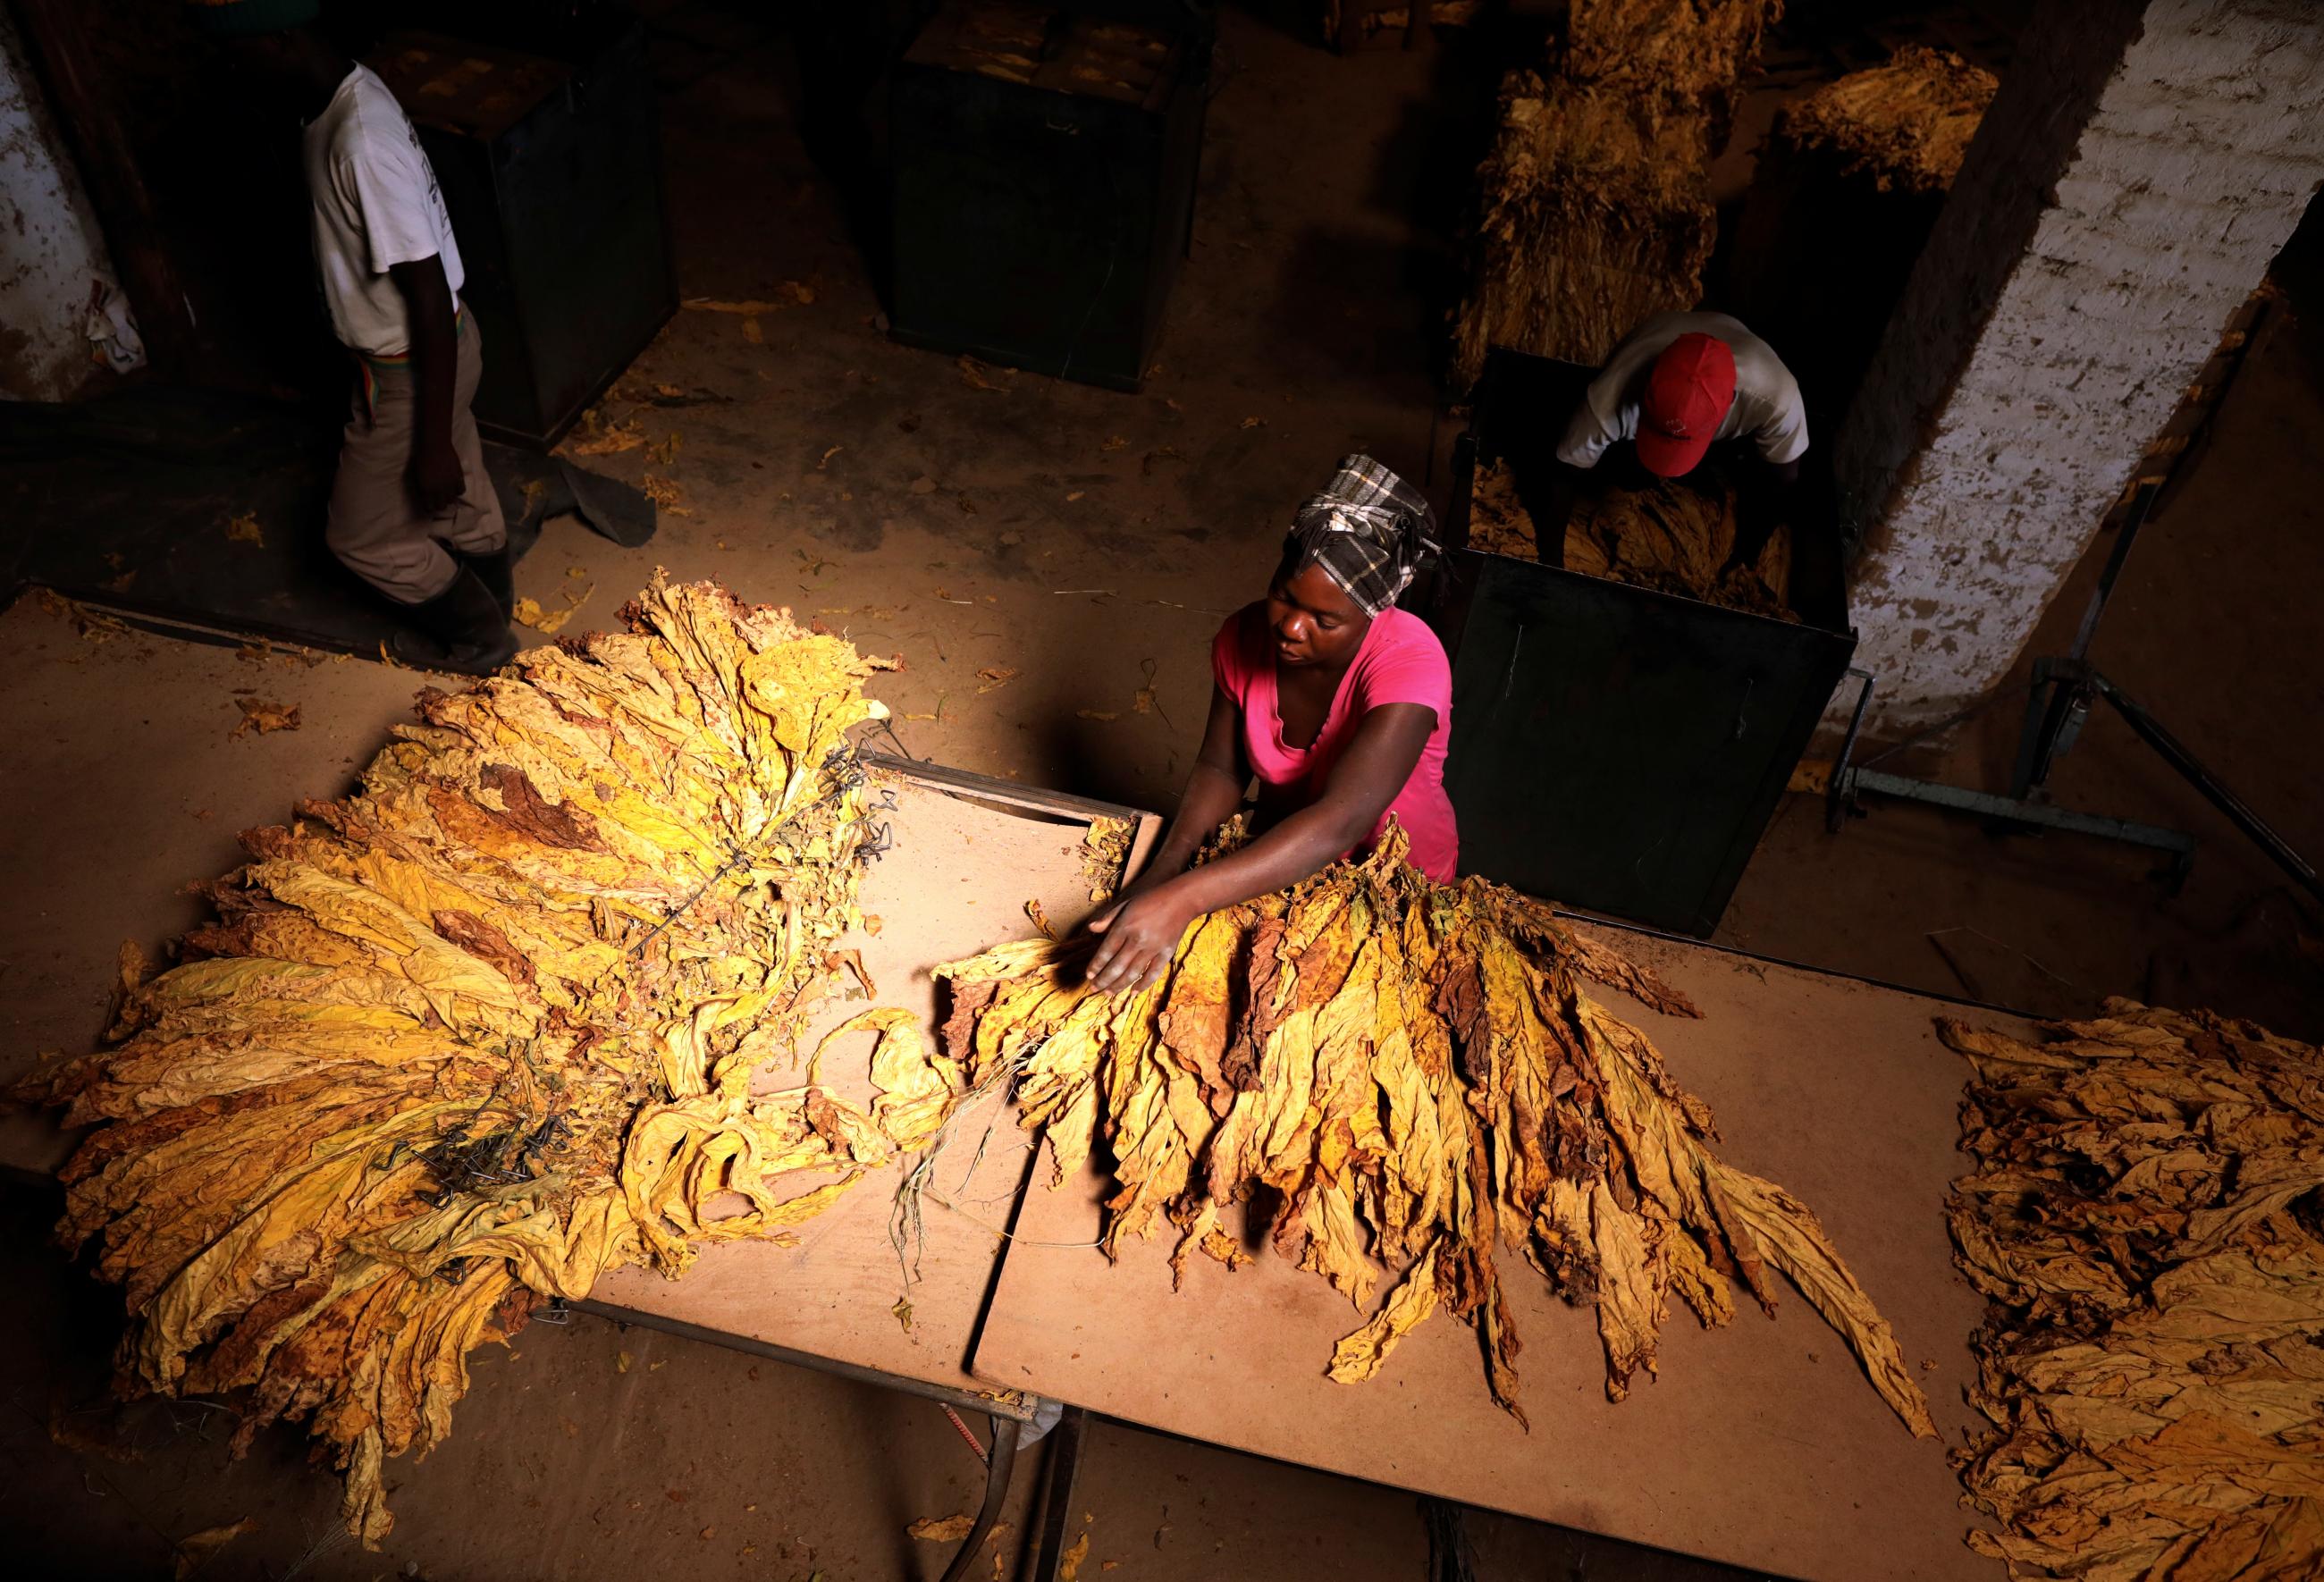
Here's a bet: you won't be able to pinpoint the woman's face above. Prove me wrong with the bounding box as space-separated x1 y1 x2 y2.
1267 561 1370 669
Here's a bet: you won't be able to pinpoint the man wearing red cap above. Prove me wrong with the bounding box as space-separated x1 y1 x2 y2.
1556 310 1808 482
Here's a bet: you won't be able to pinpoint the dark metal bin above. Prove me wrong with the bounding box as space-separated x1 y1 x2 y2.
888 3 1207 391
1433 349 1857 937
369 26 676 450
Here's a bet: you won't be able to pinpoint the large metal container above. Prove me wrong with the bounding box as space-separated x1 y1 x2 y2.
887 3 1207 391
368 26 675 449
1433 349 1857 937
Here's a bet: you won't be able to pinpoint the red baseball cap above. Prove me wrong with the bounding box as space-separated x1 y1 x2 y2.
1636 333 1737 476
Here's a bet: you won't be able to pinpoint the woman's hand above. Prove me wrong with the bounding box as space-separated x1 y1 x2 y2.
1083 881 1200 996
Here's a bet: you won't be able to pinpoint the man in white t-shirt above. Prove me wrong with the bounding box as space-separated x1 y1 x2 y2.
192 0 515 674
1556 310 1809 483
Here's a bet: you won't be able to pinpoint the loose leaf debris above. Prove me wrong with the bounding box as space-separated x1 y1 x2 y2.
172 1516 257 1579
229 698 300 739
907 1513 980 1542
18 579 961 1546
568 417 646 457
224 512 265 547
958 355 1010 391
936 825 1933 1434
513 582 594 637
1939 1004 2324 1579
37 589 128 644
975 666 1020 694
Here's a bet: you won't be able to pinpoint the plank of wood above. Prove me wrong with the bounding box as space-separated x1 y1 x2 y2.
967 922 2021 1582
585 765 1158 1402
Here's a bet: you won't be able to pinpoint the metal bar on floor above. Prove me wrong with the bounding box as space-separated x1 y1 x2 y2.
1845 769 2199 865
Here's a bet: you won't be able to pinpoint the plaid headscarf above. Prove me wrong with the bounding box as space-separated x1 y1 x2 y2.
1286 454 1441 618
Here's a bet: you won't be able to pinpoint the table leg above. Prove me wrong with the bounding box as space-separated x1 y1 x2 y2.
939 1413 1021 1582
1029 1406 1090 1582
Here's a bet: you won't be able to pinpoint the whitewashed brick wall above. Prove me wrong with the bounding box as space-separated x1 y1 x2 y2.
1831 0 2324 732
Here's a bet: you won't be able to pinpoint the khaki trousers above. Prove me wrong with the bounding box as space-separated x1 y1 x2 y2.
325 310 507 605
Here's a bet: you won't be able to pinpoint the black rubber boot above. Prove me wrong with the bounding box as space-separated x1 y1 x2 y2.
388 566 518 676
463 542 517 621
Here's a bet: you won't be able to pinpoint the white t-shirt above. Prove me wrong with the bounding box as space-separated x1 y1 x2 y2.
302 65 465 358
1556 311 1808 469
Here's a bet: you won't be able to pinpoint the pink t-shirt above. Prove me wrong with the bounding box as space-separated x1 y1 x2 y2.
1211 603 1458 882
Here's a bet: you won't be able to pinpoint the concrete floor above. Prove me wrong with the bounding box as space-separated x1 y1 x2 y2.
3 4 2321 1578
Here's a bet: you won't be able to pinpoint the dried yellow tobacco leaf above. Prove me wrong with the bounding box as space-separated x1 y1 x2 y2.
938 825 1931 1435
19 578 945 1546
1941 1004 2324 1579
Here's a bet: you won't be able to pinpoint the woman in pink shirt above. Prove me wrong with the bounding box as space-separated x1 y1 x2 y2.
1087 455 1457 993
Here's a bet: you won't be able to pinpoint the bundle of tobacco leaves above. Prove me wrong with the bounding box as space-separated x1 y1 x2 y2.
1565 0 1784 135
938 829 1935 1435
1467 457 1794 619
1724 44 1994 417
18 577 956 1544
1939 1005 2324 1580
1450 2 1781 386
1452 78 1716 383
1776 46 1997 197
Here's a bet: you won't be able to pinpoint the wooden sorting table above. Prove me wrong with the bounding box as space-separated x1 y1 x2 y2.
5 745 2023 1582
967 924 2027 1582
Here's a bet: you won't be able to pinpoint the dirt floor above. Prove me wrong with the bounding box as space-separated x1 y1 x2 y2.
2 3 2320 1579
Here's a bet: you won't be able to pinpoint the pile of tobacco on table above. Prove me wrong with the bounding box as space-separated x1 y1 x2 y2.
69 574 2311 1571
939 823 1934 1435
19 578 957 1544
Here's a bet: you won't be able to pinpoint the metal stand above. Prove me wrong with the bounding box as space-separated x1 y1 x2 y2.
1824 478 2322 909
939 1414 1024 1582
1029 1407 1090 1582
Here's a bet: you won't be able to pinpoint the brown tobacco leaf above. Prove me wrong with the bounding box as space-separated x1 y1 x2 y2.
229 698 299 739
15 577 940 1548
173 1516 257 1579
935 823 1930 1438
908 1513 979 1541
957 355 1008 391
1940 1005 2324 1578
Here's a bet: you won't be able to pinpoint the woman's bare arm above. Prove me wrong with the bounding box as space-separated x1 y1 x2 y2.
1085 702 1436 993
1115 685 1246 897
